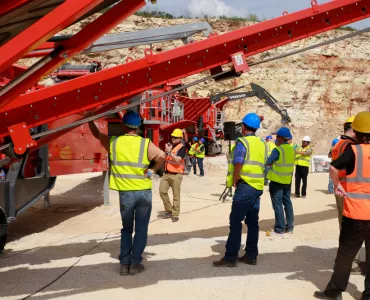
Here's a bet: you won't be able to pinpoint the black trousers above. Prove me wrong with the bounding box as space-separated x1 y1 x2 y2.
294 165 309 196
325 216 370 298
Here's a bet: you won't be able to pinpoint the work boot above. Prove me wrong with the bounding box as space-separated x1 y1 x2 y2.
120 264 129 276
238 254 257 265
129 264 145 275
172 216 179 222
213 257 237 268
351 264 362 275
163 212 172 219
314 291 342 300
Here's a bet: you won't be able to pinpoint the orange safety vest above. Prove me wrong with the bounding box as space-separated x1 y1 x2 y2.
343 144 370 220
165 143 185 174
332 138 354 188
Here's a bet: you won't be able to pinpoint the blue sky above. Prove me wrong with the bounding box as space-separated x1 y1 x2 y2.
144 0 369 29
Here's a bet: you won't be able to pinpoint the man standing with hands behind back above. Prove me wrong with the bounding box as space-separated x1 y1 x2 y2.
266 127 295 235
159 128 186 222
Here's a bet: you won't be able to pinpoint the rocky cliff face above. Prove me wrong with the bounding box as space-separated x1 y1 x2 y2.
20 15 370 153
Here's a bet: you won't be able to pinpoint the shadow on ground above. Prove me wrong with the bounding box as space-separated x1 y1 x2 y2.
6 175 105 243
0 203 349 300
0 240 363 300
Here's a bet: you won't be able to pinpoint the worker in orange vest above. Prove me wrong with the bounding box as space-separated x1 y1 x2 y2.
330 115 365 274
314 111 370 300
159 128 187 222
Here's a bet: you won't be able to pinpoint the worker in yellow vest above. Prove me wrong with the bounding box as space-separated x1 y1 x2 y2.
188 137 199 175
159 128 187 222
213 113 267 267
88 111 165 276
294 136 313 198
195 138 206 176
266 127 295 235
315 111 370 300
264 135 276 186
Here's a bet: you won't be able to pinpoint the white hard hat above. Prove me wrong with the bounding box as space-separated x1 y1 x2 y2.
302 136 311 142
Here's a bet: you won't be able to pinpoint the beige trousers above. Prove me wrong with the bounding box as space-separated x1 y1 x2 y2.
159 173 183 217
335 194 363 263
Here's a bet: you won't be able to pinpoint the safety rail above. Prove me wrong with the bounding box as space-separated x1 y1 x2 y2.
215 109 225 130
140 92 184 124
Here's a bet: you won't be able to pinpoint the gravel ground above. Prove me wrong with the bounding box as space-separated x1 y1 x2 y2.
0 157 365 300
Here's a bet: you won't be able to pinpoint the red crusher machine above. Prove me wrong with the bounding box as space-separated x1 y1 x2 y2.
0 0 368 252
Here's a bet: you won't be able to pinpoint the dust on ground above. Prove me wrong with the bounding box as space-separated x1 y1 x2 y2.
0 156 364 300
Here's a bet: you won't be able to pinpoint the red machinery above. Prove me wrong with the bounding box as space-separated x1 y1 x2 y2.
0 0 369 252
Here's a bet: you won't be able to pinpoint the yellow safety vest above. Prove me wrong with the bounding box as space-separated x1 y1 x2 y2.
295 146 312 167
226 144 236 188
109 135 151 191
266 141 276 156
196 144 205 158
267 144 295 184
238 136 267 191
188 143 198 156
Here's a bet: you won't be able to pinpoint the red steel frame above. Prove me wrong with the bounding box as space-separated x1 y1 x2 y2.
0 0 145 109
0 0 104 73
0 0 368 143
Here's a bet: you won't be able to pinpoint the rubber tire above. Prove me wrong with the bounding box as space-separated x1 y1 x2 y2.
0 207 7 254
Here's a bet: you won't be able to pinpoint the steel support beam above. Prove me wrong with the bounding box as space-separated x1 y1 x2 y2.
0 0 103 73
0 0 368 139
26 22 213 57
0 0 146 109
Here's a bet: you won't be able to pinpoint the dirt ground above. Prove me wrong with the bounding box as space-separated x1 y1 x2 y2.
0 156 365 300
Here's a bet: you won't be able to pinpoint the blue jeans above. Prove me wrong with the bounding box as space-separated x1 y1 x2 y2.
191 157 197 174
197 158 204 176
328 174 334 193
119 190 152 265
225 182 262 262
269 181 294 233
264 166 271 185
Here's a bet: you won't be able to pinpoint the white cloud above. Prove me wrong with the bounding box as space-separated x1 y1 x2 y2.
186 0 243 17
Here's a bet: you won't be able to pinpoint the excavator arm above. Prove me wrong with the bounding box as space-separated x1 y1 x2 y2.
211 83 291 124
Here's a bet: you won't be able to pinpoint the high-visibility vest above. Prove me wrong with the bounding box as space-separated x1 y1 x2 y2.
188 143 198 156
238 136 267 191
166 143 185 174
343 144 370 220
332 138 354 188
196 144 205 158
295 146 312 167
226 144 236 188
266 141 276 156
267 144 295 184
109 135 151 191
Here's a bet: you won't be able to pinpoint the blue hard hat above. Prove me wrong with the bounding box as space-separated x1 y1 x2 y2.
332 138 339 147
242 113 260 129
276 127 292 139
266 135 273 140
193 137 198 142
122 110 141 127
200 138 206 143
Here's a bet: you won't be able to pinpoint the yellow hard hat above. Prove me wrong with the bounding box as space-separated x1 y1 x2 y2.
171 128 183 138
344 115 355 125
351 112 370 133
